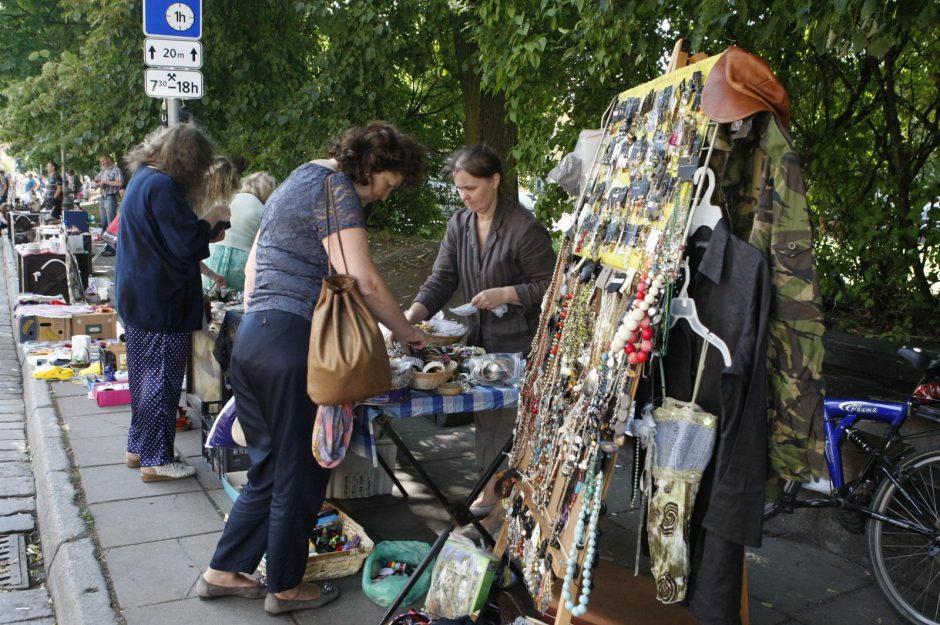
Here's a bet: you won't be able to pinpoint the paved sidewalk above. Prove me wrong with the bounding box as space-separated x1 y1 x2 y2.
39 378 907 625
0 248 53 624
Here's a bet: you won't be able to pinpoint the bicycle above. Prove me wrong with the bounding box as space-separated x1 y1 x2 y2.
765 347 940 625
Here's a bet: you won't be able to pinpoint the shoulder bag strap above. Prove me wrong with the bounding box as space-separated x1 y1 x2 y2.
323 173 350 276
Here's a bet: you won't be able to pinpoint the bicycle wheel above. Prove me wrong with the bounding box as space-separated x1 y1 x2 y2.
763 479 801 522
868 449 940 625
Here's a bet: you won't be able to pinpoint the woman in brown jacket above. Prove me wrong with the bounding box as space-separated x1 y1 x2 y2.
405 145 556 515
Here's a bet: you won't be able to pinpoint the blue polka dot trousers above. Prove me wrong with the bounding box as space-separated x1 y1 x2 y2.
125 326 191 467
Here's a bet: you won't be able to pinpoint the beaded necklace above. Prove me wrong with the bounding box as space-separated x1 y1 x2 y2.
560 459 604 617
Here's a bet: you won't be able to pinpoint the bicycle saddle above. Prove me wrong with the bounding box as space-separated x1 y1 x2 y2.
897 347 940 373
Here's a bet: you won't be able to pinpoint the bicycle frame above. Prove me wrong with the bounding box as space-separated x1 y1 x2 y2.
823 397 908 491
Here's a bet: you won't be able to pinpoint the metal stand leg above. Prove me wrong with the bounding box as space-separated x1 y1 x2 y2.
376 434 517 625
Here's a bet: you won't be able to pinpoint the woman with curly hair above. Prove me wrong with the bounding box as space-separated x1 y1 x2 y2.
115 123 230 481
199 122 428 615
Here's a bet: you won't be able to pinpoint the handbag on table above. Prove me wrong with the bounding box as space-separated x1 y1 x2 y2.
307 174 391 406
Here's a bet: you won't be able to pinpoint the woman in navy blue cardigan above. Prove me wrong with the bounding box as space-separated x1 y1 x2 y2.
115 124 230 481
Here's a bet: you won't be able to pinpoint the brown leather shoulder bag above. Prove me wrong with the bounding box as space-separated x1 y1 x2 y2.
307 175 391 405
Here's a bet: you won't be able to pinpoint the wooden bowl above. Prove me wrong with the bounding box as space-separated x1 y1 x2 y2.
425 331 468 347
436 382 462 396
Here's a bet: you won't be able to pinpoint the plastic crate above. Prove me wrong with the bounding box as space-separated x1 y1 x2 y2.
325 438 397 499
200 400 252 477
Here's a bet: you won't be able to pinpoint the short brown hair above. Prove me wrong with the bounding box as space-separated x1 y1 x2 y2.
329 122 426 188
445 144 503 179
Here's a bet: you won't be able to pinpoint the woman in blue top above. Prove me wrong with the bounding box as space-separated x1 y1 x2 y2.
200 122 428 615
115 124 231 481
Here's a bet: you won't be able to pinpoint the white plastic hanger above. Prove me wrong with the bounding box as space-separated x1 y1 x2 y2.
670 258 733 368
687 166 723 233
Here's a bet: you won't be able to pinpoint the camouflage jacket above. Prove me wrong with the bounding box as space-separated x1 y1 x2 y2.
712 112 826 482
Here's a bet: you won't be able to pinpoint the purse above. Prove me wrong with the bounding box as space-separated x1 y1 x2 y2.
307 174 391 405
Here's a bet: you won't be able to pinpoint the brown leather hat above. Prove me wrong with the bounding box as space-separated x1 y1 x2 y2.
702 45 790 127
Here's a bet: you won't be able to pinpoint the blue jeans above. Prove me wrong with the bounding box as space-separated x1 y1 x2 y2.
99 194 117 230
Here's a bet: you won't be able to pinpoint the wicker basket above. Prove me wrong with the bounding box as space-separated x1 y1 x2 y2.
259 511 374 582
426 331 468 346
410 361 458 390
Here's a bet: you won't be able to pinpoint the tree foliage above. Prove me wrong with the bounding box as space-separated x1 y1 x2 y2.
0 0 936 335
472 0 940 338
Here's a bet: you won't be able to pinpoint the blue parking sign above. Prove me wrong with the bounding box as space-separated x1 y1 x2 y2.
143 0 202 40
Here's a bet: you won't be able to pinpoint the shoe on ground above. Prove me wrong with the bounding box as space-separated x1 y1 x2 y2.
469 501 497 518
196 574 265 600
32 365 74 381
126 451 181 468
264 583 340 614
140 461 196 482
78 362 102 377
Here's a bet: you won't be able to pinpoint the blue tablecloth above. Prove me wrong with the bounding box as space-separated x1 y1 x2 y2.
352 385 519 464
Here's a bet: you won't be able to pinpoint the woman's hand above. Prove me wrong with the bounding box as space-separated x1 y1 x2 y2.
204 203 231 226
471 286 515 310
209 272 226 289
395 325 428 352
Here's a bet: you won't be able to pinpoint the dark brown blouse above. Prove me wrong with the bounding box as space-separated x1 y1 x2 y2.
413 196 556 354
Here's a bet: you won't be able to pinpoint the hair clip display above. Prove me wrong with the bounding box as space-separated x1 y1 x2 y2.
573 67 714 276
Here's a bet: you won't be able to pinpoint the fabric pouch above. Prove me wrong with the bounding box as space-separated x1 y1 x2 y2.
648 397 717 603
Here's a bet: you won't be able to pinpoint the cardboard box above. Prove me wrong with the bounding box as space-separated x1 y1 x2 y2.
71 312 117 340
17 316 38 343
106 342 127 371
36 316 71 342
93 382 131 407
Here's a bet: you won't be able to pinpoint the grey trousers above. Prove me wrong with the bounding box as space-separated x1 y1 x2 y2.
474 406 516 474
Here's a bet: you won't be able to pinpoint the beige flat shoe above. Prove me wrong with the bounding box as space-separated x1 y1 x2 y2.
140 462 196 482
264 583 340 614
196 574 265 600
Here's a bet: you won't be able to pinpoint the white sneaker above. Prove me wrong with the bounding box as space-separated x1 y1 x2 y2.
141 462 196 482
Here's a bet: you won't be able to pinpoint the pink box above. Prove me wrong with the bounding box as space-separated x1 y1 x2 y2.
93 382 131 407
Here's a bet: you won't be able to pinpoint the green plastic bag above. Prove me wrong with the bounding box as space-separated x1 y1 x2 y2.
361 540 434 607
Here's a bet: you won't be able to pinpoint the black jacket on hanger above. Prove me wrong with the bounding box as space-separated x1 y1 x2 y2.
662 218 771 548
662 219 772 625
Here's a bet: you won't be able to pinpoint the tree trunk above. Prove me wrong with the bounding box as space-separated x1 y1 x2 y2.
872 51 935 306
452 22 519 200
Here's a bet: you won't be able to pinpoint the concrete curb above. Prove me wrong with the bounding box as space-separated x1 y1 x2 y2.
2 237 120 625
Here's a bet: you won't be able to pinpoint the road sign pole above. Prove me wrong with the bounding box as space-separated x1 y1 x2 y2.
167 98 180 126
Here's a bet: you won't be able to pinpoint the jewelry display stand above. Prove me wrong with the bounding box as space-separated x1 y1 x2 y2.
375 41 751 625
491 42 733 625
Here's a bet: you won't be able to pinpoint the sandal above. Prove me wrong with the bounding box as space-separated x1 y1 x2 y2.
32 365 74 381
78 362 102 377
176 407 192 432
140 462 196 482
